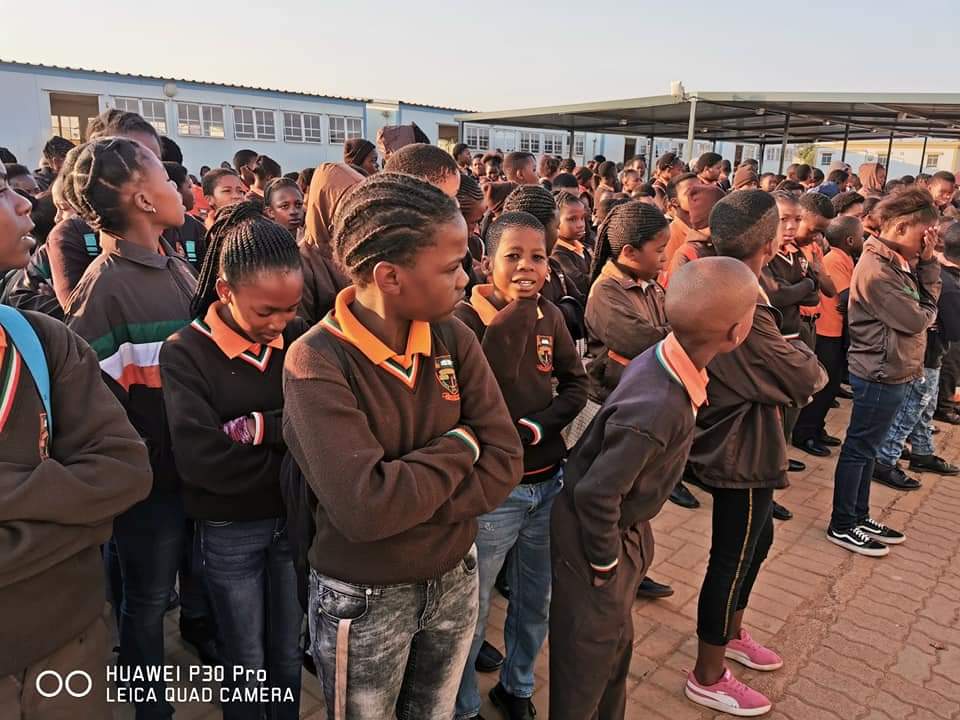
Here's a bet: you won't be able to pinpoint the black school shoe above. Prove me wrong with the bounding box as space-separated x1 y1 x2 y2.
909 454 960 476
772 501 793 521
476 640 505 673
788 459 806 473
636 576 675 599
873 462 922 491
668 481 700 509
934 409 960 425
792 437 831 457
819 432 842 447
490 683 536 720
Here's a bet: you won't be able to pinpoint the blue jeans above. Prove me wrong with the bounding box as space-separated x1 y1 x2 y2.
201 518 303 720
112 491 186 719
308 548 479 720
877 367 941 465
832 375 908 531
456 471 563 719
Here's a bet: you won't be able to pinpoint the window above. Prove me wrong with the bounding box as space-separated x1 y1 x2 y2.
50 115 81 141
519 131 541 154
328 116 362 144
141 100 167 135
112 97 167 134
233 107 274 140
114 97 139 113
283 112 303 142
255 109 275 140
574 135 585 156
543 133 564 155
304 114 324 143
465 125 489 151
820 152 833 166
178 103 223 138
926 153 942 170
765 146 781 162
877 153 888 167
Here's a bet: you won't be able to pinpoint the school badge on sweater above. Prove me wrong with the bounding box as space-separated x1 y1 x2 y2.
436 356 460 401
536 335 554 373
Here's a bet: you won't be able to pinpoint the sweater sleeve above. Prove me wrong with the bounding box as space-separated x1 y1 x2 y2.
48 220 95 309
761 267 818 309
0 316 151 530
860 261 939 335
586 281 668 360
282 329 522 542
521 313 588 439
573 424 664 573
159 339 285 498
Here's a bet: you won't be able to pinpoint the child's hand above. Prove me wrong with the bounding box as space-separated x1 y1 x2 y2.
921 226 939 261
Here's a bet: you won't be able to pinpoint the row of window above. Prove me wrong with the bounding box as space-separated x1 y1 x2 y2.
819 151 942 169
113 96 363 144
464 126 586 156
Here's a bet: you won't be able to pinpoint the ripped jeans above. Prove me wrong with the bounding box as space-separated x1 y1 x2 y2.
456 471 563 719
307 547 478 720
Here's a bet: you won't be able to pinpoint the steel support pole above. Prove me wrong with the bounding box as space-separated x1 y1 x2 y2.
647 134 655 181
685 98 698 164
778 114 791 175
758 142 765 174
568 129 574 161
919 136 929 175
841 123 850 163
885 132 895 172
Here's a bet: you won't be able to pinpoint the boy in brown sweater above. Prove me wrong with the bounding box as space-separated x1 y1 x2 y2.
453 211 587 720
0 163 152 716
549 257 760 720
283 173 523 719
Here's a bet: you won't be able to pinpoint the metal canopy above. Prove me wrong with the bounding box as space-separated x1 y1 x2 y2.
454 91 960 144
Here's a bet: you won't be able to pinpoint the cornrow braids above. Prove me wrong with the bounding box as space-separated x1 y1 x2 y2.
485 211 545 258
86 109 160 143
191 201 301 318
60 137 149 232
502 184 557 227
555 190 584 211
332 172 461 283
264 177 302 207
589 200 669 284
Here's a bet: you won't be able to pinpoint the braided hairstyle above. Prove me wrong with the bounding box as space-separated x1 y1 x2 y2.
59 137 149 232
555 190 584 212
190 201 301 317
502 184 557 228
589 201 669 284
485 211 545 258
332 172 461 284
86 109 160 144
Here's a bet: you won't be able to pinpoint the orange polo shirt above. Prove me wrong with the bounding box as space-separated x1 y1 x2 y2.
816 247 855 338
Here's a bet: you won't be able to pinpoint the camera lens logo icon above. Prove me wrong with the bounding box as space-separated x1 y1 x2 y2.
35 670 93 698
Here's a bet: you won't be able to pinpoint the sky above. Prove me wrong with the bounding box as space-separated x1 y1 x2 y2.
4 0 959 111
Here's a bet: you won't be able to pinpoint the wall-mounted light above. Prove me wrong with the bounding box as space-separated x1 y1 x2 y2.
163 82 177 98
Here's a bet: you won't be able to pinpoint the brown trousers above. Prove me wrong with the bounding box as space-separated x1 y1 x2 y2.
0 613 109 720
548 494 650 720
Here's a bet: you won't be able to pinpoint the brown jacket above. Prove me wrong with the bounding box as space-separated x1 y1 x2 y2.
283 288 523 584
585 261 669 402
0 311 151 673
688 299 827 489
847 238 941 384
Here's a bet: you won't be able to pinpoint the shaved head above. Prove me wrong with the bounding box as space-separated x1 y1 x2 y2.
666 257 759 362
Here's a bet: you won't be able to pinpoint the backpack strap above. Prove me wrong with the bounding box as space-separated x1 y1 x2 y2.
83 232 100 258
0 305 52 435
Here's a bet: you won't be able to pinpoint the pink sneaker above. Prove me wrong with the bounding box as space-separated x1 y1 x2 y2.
685 668 772 717
725 628 784 671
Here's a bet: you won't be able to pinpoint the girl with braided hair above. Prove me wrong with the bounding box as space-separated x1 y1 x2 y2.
61 136 197 718
160 202 306 719
283 172 522 720
552 191 592 296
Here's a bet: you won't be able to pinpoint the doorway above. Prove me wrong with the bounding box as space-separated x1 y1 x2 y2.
49 92 100 142
623 138 636 163
437 124 459 153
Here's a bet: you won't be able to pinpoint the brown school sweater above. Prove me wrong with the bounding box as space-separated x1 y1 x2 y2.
0 311 151 674
283 287 524 584
563 333 708 574
298 241 351 326
160 303 309 521
585 260 669 402
66 234 197 495
760 244 820 339
688 296 827 490
552 238 593 297
454 287 588 482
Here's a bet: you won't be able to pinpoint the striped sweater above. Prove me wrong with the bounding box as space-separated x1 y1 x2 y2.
65 233 197 493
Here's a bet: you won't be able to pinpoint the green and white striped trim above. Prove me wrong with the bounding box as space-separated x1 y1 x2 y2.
88 320 188 362
445 427 480 464
518 418 543 446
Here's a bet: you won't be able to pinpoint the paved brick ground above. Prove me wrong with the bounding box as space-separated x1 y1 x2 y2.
117 395 960 718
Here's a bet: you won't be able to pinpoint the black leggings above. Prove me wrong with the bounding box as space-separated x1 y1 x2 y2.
697 487 774 646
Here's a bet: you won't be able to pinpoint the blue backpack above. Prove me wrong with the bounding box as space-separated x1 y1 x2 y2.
0 305 52 436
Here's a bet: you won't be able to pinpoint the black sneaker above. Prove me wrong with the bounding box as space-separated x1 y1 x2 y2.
826 526 890 557
909 454 960 476
873 462 922 491
490 683 536 720
669 481 700 509
772 501 793 521
858 517 906 545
